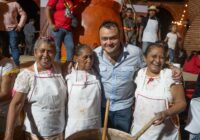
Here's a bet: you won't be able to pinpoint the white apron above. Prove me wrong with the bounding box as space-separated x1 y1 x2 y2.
23 63 67 137
131 69 179 140
185 97 200 134
142 18 158 42
65 69 101 138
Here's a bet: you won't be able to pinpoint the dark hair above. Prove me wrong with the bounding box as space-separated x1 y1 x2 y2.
187 50 198 61
144 43 166 58
169 24 176 31
75 44 92 56
29 18 35 22
99 20 120 33
126 8 133 12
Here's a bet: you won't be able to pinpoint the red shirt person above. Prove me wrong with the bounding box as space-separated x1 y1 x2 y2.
46 0 84 63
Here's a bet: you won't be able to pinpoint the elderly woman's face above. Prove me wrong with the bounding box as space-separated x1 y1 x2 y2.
34 43 55 70
77 47 94 71
145 46 165 75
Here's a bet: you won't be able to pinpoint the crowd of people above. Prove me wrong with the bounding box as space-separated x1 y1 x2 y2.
0 1 199 140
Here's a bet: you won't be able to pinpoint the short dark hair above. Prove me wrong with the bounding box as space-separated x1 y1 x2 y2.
144 43 166 58
126 8 133 12
99 20 120 33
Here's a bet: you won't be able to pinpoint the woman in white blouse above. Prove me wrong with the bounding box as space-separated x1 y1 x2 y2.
4 37 67 140
130 43 186 140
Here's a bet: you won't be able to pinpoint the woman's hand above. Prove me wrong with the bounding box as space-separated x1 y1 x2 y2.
15 25 22 32
153 111 168 126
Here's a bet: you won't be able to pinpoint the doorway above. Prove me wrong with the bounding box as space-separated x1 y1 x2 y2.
156 7 174 40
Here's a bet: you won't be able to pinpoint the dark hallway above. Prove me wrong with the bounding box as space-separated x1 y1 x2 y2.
17 0 40 29
156 7 174 40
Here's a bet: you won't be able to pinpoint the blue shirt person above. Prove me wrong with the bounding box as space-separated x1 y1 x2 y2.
94 20 145 132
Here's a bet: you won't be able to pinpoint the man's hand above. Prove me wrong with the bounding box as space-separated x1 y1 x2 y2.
171 66 182 83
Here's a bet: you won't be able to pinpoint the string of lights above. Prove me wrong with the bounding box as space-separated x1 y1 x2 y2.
171 3 188 26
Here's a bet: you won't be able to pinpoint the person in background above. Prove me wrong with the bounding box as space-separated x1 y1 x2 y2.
94 20 182 133
123 8 136 45
0 0 27 66
177 47 187 67
130 43 186 139
135 15 144 47
23 18 36 56
164 24 181 63
0 43 17 139
185 74 200 140
4 37 67 140
183 51 200 74
65 44 101 138
138 5 161 53
45 0 86 65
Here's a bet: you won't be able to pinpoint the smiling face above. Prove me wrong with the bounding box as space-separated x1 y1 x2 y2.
145 45 165 76
34 42 55 71
76 47 94 71
99 26 121 57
